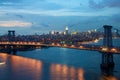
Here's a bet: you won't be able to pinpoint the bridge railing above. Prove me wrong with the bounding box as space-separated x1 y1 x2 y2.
0 41 44 45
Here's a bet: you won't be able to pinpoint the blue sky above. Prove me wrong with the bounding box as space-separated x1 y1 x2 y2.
0 0 120 34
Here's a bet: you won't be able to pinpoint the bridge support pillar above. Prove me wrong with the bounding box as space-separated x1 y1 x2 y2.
101 60 114 79
101 53 114 69
101 25 114 69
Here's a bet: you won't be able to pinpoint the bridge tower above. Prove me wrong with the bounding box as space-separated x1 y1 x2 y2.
101 25 114 69
7 30 16 54
103 25 112 47
8 30 15 42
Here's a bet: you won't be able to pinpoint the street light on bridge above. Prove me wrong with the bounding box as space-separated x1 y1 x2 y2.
71 45 75 48
63 44 67 47
51 43 55 46
111 48 117 52
101 47 108 51
57 43 61 46
79 46 84 49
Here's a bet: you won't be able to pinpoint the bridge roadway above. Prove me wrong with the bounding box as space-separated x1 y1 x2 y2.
0 41 120 54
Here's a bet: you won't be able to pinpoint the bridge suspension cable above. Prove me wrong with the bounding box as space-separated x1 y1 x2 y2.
96 27 104 32
112 26 120 37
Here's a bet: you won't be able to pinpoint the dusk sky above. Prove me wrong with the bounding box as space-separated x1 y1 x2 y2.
0 0 120 34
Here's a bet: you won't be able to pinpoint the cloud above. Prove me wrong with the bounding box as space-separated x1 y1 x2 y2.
0 0 63 11
0 0 46 8
0 20 32 27
0 0 45 3
32 2 64 10
0 0 21 3
89 0 120 9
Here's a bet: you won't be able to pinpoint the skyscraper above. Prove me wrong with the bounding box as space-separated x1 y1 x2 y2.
65 26 68 35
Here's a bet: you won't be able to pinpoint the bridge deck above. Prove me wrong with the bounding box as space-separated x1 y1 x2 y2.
0 42 120 54
49 44 120 54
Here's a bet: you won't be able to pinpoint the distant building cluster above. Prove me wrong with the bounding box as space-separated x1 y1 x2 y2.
49 26 69 35
0 26 104 45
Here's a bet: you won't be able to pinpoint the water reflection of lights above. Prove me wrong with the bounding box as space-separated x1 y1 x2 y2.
50 64 85 80
0 53 43 80
0 62 5 65
0 53 118 80
78 69 84 80
0 54 6 65
0 53 85 80
101 75 117 80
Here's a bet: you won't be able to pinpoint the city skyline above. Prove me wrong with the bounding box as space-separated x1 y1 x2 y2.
0 0 120 34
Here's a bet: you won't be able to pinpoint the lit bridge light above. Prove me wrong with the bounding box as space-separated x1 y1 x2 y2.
71 45 75 48
101 47 108 51
79 46 84 49
63 44 67 47
57 43 61 46
37 43 40 45
111 48 117 52
94 39 99 43
51 43 55 46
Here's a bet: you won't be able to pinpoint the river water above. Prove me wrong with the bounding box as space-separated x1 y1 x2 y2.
0 39 120 80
